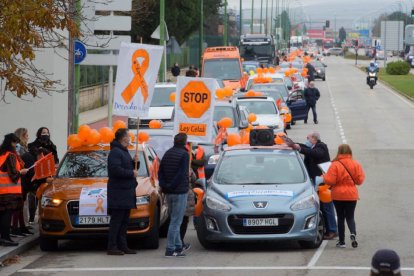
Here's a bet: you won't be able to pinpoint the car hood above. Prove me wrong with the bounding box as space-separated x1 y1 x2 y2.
209 183 311 206
43 177 152 200
256 114 283 127
141 106 174 120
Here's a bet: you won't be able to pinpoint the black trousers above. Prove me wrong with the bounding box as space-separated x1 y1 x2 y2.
305 104 317 122
107 209 130 250
180 216 189 243
333 200 357 243
0 209 13 240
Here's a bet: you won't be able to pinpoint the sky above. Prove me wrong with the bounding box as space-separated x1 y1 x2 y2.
227 0 414 29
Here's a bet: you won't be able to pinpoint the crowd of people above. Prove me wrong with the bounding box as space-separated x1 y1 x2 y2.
0 127 59 246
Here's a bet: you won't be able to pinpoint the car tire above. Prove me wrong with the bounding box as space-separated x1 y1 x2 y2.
291 121 296 126
298 211 325 249
159 215 170 238
142 206 160 249
39 236 58 251
196 216 218 250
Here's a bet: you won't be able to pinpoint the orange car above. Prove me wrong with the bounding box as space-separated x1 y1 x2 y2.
38 143 169 251
201 46 248 90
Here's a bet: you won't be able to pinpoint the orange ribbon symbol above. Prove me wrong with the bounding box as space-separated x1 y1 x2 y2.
95 198 104 214
121 49 149 104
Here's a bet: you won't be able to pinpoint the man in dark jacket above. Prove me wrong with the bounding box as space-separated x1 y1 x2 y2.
107 128 139 255
305 62 316 82
293 132 338 240
158 133 189 258
304 81 321 124
171 63 180 77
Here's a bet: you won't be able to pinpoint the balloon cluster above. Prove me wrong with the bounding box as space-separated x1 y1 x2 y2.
301 68 309 77
274 132 286 145
216 87 233 99
149 119 163 129
245 90 263 97
217 117 233 129
284 68 298 77
253 76 273 84
67 120 150 149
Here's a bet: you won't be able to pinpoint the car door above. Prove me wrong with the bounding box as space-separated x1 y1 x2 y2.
287 90 308 121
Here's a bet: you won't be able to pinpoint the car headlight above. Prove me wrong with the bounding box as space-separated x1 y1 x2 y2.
290 195 317 211
41 197 63 207
317 70 321 73
136 195 150 205
208 154 220 165
206 196 231 211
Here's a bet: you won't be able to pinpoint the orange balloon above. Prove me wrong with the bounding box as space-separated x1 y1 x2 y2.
245 90 256 97
263 68 269 74
246 123 253 132
248 113 257 123
275 132 286 145
254 91 263 96
218 117 233 129
100 127 115 144
319 188 332 203
88 129 101 145
241 132 250 144
169 92 176 103
227 133 241 147
268 67 276 73
256 67 263 74
149 120 163 129
113 120 127 132
78 125 92 142
67 134 83 148
223 87 233 97
138 131 150 143
128 131 136 142
216 88 225 99
193 188 204 216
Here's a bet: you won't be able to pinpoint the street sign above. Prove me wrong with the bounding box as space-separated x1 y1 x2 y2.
74 40 87 64
405 25 414 45
381 21 404 51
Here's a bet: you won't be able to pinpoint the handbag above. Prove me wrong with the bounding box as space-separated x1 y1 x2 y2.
337 160 357 185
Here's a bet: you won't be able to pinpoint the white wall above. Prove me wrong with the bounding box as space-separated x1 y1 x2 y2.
0 47 68 160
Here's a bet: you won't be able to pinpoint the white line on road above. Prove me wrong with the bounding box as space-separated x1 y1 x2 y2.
326 78 347 144
17 266 414 272
307 240 328 268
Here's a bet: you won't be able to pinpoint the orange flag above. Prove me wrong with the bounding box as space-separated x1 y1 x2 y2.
32 153 56 181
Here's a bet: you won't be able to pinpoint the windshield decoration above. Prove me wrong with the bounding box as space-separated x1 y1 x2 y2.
226 190 294 199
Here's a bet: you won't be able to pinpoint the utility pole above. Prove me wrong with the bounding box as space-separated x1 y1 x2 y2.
334 14 337 44
68 0 75 135
159 0 165 82
266 0 269 34
224 0 228 46
240 0 242 36
270 0 274 35
251 0 254 33
199 0 204 69
260 0 263 33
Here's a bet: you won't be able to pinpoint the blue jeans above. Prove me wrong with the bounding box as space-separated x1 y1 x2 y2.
321 201 338 234
166 193 188 252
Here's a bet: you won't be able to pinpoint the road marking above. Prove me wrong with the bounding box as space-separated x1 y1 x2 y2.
18 266 414 272
307 240 328 267
326 78 347 144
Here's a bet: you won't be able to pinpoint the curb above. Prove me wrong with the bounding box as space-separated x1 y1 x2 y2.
0 235 39 264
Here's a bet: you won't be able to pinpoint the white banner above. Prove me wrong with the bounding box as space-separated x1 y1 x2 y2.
113 42 163 117
79 188 108 216
174 77 218 143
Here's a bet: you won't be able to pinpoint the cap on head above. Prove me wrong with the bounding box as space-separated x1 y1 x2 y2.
371 249 401 275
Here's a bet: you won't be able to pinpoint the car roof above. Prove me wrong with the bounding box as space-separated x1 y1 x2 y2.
236 96 274 102
224 144 295 153
215 99 236 106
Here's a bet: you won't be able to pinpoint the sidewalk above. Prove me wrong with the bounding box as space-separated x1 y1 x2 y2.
0 225 39 265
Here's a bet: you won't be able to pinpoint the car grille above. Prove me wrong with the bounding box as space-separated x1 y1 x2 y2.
227 214 294 235
41 219 65 232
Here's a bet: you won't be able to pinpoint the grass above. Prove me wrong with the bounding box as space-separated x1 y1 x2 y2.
378 68 414 99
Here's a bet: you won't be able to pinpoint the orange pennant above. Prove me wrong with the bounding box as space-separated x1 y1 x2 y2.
121 49 149 104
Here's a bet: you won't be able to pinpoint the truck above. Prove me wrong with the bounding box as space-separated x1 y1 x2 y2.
322 38 334 55
239 34 276 66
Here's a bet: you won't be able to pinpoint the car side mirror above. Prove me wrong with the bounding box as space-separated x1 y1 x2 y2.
240 87 246 92
287 85 292 90
239 119 249 129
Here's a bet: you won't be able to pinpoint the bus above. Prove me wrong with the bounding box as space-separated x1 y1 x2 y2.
239 34 276 65
201 46 245 90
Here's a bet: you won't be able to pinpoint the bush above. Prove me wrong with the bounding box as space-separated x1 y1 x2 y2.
386 61 411 75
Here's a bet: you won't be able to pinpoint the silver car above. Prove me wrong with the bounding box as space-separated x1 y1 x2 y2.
196 145 324 249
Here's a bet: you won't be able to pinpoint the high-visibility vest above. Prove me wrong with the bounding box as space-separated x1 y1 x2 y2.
0 152 22 195
195 146 205 179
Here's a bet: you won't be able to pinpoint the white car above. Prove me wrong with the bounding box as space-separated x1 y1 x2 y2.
236 96 284 134
245 72 288 91
139 83 176 127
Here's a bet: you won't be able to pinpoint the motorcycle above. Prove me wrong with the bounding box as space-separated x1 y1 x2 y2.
367 68 378 89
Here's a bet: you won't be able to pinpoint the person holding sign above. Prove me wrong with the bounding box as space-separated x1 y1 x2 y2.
107 129 139 255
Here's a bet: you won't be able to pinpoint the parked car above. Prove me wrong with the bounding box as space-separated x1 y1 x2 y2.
327 48 343 56
286 90 308 124
311 61 327 81
38 144 169 251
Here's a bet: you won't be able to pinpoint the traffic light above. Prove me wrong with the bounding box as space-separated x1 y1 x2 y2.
355 39 359 47
411 9 414 19
326 20 330 28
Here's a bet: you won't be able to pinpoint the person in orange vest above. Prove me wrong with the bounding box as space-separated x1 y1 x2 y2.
191 144 206 189
0 134 29 246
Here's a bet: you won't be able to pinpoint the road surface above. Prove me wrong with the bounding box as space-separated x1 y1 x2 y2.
4 56 414 276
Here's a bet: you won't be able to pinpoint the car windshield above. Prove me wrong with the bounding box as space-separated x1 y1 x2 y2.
240 45 273 57
238 101 277 115
247 77 284 90
312 61 323 68
214 106 236 127
251 84 286 99
256 89 283 102
215 152 305 184
150 86 176 107
57 150 147 178
148 135 173 159
203 59 241 80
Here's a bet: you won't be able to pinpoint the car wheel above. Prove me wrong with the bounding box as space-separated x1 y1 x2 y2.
286 123 291 129
291 121 296 126
196 216 218 250
322 77 326 81
142 206 160 249
39 236 58 251
159 215 170 238
298 211 325 249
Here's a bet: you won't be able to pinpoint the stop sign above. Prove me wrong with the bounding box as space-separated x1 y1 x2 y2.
180 81 212 118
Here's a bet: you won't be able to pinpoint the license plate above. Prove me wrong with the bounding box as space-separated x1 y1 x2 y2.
243 218 279 227
77 216 111 225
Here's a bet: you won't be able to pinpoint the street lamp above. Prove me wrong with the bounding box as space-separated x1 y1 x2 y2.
224 0 228 46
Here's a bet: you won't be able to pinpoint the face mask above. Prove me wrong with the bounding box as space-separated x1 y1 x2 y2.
15 143 21 153
304 140 313 148
40 134 50 142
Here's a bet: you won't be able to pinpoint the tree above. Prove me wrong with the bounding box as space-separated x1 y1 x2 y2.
280 11 291 42
339 27 346 42
131 0 222 44
0 0 79 98
371 11 414 37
